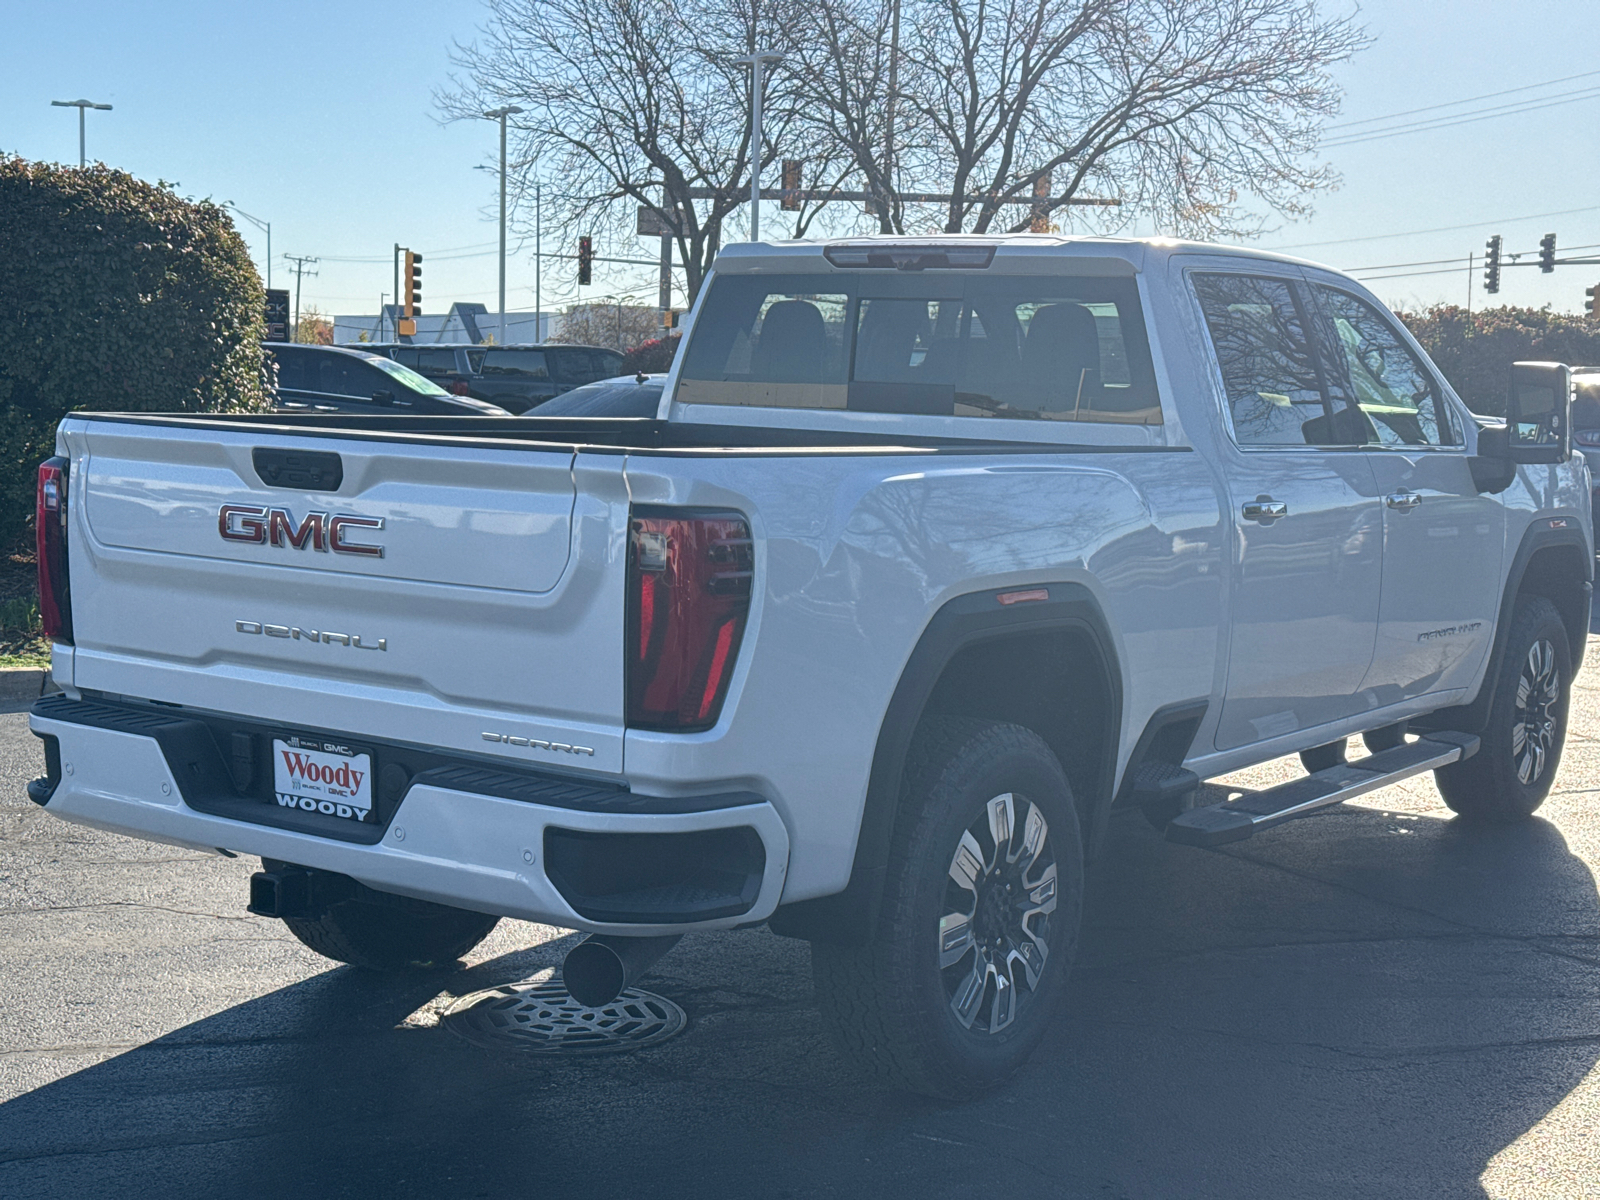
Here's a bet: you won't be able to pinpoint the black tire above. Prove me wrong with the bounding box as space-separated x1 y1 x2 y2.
283 892 500 971
1435 596 1571 823
810 717 1085 1099
1300 739 1347 774
1363 721 1407 755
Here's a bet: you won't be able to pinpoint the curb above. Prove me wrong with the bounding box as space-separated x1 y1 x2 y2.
0 667 50 704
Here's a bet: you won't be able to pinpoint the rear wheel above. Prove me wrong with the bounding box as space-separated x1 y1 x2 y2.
810 718 1084 1099
283 890 499 971
1435 596 1570 823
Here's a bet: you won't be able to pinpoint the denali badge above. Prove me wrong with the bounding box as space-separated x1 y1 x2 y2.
236 620 386 651
219 505 385 557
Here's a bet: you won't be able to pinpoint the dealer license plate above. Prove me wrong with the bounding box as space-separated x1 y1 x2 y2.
272 736 374 823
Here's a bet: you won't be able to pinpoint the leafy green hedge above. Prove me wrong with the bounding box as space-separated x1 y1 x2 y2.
1398 305 1600 417
0 156 270 551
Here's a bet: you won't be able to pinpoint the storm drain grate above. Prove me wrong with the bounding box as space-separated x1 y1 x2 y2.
441 978 686 1055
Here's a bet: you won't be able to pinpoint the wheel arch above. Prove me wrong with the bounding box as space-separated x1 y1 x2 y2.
769 583 1122 946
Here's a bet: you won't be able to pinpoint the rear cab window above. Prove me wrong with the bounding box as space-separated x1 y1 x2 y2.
675 261 1161 426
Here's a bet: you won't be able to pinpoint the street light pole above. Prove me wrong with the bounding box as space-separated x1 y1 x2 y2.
483 105 525 345
733 52 783 242
51 99 112 168
225 204 272 291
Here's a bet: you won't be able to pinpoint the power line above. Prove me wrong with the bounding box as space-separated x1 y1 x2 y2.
1266 204 1600 251
1324 68 1600 132
1324 84 1600 148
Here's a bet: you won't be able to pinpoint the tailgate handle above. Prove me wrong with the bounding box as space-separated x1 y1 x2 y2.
252 448 343 492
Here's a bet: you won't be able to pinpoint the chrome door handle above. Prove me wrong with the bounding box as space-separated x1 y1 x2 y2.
1241 499 1289 522
1385 492 1422 511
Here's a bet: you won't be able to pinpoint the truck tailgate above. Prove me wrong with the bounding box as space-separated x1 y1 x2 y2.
61 420 630 772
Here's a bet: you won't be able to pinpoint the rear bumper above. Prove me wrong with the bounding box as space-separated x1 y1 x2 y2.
28 696 789 935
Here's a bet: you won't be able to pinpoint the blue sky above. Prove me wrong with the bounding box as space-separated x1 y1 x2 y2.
3 0 1598 317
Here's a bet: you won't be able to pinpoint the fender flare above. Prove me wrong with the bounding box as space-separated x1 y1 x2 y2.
768 583 1121 945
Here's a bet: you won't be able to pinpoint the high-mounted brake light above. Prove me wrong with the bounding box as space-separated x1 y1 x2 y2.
823 242 996 271
36 456 72 644
626 509 753 731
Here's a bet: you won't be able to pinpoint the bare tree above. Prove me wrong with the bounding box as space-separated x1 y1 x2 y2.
786 0 1365 237
557 300 662 352
442 0 1365 291
441 0 818 303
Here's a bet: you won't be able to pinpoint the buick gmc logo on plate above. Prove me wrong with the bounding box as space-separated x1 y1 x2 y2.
274 736 373 822
219 505 385 557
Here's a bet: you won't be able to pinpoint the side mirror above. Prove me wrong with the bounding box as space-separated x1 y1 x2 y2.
371 390 395 406
1506 360 1570 464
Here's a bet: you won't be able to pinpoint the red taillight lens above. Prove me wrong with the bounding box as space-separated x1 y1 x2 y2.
626 509 753 731
36 456 72 644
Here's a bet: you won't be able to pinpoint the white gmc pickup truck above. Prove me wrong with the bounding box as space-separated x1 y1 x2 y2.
27 236 1593 1098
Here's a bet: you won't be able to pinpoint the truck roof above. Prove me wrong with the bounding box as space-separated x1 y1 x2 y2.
714 233 1327 276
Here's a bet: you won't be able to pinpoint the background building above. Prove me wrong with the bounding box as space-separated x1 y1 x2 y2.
334 303 552 345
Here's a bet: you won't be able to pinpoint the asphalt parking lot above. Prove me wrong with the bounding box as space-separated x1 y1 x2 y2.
5 630 1600 1199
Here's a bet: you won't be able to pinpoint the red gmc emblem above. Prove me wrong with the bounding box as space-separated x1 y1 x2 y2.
219 505 384 557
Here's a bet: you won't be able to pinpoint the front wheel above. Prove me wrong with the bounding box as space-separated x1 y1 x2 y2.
1435 596 1571 823
810 718 1084 1099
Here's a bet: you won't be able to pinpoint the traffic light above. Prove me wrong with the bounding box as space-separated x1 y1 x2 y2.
577 236 593 286
781 159 802 211
1484 235 1502 295
1587 284 1600 318
403 250 423 317
1541 233 1557 274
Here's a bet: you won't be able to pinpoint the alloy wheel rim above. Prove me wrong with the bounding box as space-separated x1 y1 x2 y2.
1512 637 1561 786
938 792 1058 1036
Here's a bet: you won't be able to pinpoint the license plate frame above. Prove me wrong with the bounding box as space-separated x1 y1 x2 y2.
271 734 376 824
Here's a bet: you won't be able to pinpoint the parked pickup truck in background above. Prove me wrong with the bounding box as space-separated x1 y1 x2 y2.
28 236 1592 1098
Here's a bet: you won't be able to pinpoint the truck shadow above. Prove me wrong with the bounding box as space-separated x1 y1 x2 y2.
1 802 1597 1199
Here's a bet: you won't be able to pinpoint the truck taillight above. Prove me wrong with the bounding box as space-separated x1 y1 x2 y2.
626 509 753 731
36 456 72 644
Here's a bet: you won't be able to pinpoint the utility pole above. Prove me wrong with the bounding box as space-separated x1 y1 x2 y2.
734 51 784 242
283 255 319 340
885 0 900 227
535 182 542 343
225 203 271 291
379 294 388 341
483 105 525 347
51 99 112 167
1466 252 1473 317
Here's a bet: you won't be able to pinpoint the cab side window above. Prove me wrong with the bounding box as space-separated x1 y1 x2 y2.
1310 285 1458 447
1192 273 1332 446
413 349 458 378
272 349 306 391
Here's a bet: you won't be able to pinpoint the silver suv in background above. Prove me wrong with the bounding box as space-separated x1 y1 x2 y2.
363 343 625 413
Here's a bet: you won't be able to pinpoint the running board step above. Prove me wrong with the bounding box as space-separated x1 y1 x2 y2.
1166 732 1479 848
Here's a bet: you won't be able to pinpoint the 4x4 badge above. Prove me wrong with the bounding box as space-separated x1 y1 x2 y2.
219 505 384 557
